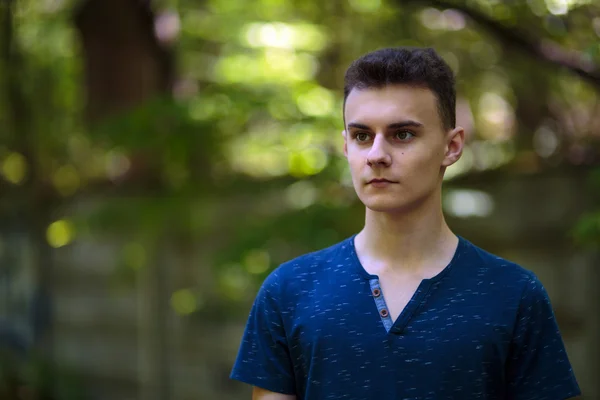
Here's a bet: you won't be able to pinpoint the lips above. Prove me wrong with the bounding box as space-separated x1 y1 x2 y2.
368 178 396 184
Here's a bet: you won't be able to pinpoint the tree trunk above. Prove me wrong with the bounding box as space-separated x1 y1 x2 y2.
74 0 174 123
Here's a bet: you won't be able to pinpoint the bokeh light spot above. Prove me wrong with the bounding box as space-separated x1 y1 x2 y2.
47 219 75 248
285 180 318 209
443 189 495 218
244 249 271 274
171 289 197 315
53 165 81 197
2 152 27 185
105 150 131 181
296 86 334 117
243 22 327 51
288 147 328 177
218 267 249 301
533 125 560 158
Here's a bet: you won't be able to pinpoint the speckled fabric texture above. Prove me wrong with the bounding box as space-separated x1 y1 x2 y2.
231 235 581 399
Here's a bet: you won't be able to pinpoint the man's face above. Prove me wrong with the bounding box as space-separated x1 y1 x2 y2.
343 84 463 213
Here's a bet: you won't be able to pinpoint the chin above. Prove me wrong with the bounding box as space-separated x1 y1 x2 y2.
361 197 408 213
359 193 425 214
365 203 406 213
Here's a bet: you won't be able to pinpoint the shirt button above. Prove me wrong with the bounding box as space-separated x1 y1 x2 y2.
372 288 381 297
380 309 389 318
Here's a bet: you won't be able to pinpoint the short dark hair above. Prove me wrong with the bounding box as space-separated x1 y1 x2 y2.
343 47 456 131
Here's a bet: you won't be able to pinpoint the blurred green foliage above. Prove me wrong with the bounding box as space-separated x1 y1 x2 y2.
0 0 598 397
1 0 599 315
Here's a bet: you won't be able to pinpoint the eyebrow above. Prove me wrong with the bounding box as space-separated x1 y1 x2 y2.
347 120 424 130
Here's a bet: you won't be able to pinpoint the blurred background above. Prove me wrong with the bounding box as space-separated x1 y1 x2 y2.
0 0 599 398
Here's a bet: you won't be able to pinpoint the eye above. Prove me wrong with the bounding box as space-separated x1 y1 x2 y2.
355 132 370 142
395 130 415 141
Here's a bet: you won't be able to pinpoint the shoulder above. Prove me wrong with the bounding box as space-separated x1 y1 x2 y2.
456 237 549 308
271 236 353 281
460 237 539 288
258 236 353 301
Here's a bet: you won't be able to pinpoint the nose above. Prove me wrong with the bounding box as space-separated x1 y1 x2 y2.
366 135 391 167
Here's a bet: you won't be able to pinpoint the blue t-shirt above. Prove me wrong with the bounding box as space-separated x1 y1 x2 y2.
231 235 581 399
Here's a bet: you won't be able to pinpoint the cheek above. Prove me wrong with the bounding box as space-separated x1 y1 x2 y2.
413 143 446 165
347 152 364 170
399 148 444 180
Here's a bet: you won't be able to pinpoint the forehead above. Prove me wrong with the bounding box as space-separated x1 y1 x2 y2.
344 85 439 127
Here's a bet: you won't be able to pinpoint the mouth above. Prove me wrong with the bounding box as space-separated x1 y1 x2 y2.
367 179 396 184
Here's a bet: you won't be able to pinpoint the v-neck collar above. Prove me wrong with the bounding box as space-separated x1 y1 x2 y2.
347 234 467 334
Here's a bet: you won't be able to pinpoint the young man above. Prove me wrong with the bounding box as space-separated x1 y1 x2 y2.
230 47 581 400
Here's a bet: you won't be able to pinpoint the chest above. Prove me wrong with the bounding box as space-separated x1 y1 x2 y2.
376 274 423 323
288 288 514 400
286 278 514 368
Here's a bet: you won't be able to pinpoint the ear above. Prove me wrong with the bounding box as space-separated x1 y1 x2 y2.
442 126 465 167
342 130 348 157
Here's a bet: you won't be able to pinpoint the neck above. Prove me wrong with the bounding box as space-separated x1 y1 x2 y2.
355 193 457 275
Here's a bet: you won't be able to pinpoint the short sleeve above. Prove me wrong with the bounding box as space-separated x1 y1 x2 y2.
505 273 581 400
230 270 295 395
